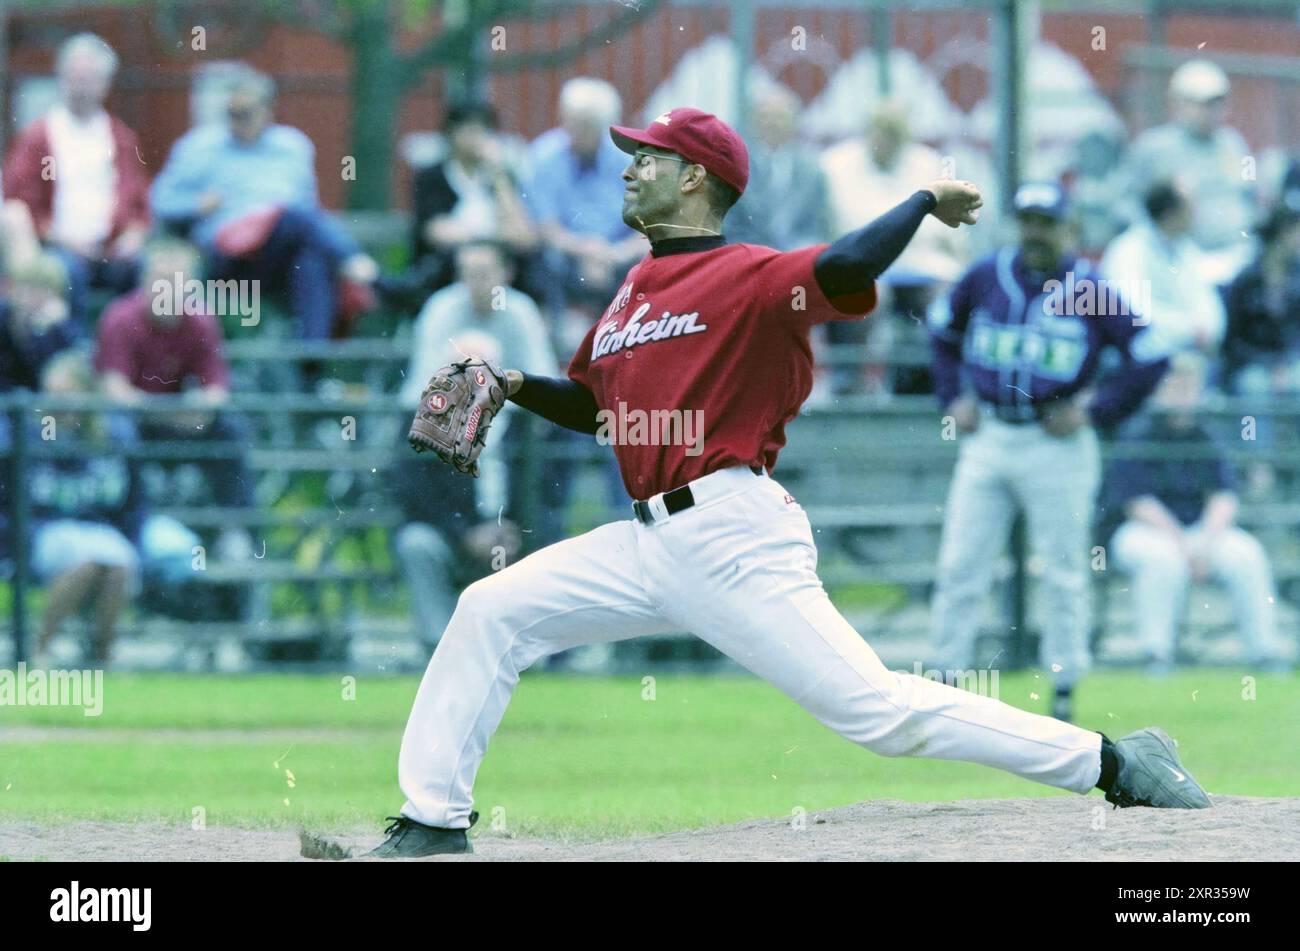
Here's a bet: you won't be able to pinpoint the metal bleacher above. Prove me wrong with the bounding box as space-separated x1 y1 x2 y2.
5 364 1299 671
3 207 1297 670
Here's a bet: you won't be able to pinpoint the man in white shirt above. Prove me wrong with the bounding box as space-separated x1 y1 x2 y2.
1101 180 1227 357
1123 60 1254 274
821 101 967 283
401 241 556 408
395 240 556 651
820 101 968 394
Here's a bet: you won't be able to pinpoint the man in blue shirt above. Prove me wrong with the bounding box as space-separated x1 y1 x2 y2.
522 79 645 518
928 182 1169 722
1103 352 1292 673
151 68 377 341
523 78 646 323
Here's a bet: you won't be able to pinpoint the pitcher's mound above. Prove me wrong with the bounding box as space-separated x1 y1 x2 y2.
2 797 1294 861
451 796 1298 862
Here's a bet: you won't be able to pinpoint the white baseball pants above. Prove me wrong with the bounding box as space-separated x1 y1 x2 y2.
930 418 1100 687
398 466 1102 829
1111 519 1289 665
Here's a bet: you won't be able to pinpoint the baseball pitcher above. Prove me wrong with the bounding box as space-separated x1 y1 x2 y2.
372 113 1206 858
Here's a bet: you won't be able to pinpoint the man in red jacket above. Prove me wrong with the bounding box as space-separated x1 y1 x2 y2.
2 33 150 313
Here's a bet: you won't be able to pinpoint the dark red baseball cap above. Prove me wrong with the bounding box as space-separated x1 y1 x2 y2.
610 107 750 195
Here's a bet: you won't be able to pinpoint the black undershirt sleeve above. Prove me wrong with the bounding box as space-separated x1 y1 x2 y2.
509 374 603 435
813 189 939 298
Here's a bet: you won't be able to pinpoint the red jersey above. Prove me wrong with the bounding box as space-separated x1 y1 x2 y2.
568 242 876 499
94 289 230 394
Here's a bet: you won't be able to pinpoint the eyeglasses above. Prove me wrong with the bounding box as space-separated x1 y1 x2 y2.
632 150 694 172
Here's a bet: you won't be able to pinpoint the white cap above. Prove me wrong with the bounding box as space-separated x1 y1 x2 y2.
1169 60 1230 102
559 77 622 125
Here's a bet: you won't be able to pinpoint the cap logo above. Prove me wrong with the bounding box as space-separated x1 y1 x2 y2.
653 112 672 126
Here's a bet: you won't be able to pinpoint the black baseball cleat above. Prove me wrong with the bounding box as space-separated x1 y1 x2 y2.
368 811 479 858
1105 727 1212 809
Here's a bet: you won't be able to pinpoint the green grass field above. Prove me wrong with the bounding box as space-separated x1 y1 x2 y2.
0 669 1294 839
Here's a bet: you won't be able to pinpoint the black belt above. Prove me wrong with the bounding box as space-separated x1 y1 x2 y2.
983 402 1038 425
632 466 763 525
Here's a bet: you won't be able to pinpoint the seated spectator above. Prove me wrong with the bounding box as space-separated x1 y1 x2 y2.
0 252 82 392
149 66 377 342
1 33 149 316
1103 352 1293 674
392 451 522 653
401 239 557 517
821 100 966 395
1122 60 1254 280
26 351 143 665
395 239 553 650
409 101 536 300
94 237 254 559
729 86 831 252
520 79 648 518
822 100 967 280
1101 180 1226 358
401 240 556 406
524 78 645 332
1222 188 1300 396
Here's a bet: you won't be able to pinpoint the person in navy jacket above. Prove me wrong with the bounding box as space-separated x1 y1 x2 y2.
927 182 1169 722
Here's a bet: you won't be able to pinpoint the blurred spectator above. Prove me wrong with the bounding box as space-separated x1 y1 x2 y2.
524 78 645 332
821 101 966 283
1123 60 1254 277
395 239 553 649
518 79 643 526
94 237 255 559
149 67 378 342
2 33 150 316
1064 127 1128 257
0 252 82 392
400 241 556 408
1100 180 1226 357
1104 352 1293 673
400 240 556 518
392 455 522 654
26 351 143 665
1222 188 1300 396
821 101 966 395
409 102 536 301
729 86 831 251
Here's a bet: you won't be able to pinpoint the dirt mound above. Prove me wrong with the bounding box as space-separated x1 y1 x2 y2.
3 796 1294 862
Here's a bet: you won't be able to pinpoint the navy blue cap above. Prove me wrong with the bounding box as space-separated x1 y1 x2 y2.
1013 182 1068 220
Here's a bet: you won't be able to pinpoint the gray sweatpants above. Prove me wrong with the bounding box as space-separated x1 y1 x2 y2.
930 418 1100 687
